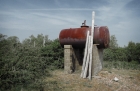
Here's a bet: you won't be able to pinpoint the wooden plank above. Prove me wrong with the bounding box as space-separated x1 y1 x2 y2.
88 11 95 80
81 11 95 79
83 36 91 78
91 11 95 37
83 51 90 78
81 31 89 77
88 53 92 79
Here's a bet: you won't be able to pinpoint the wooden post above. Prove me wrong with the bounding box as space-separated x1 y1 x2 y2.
43 36 45 47
89 11 95 80
81 31 89 77
81 11 95 80
34 41 35 47
83 36 91 78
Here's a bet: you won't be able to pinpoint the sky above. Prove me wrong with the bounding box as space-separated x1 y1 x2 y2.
0 0 140 47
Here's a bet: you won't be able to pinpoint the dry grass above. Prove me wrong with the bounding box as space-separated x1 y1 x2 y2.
44 69 140 91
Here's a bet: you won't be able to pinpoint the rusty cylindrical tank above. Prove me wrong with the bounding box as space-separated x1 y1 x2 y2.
59 23 110 49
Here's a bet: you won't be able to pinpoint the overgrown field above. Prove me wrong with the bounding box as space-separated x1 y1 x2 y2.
44 69 140 91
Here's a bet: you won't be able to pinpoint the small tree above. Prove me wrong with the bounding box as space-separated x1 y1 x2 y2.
109 35 118 49
126 41 140 63
40 39 64 69
104 35 119 61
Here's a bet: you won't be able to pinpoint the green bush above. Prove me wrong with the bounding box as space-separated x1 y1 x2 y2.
103 61 140 70
0 34 64 91
103 35 140 70
40 39 64 69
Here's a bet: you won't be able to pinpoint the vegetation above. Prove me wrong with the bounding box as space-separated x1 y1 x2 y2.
0 33 140 91
0 34 63 91
103 35 140 70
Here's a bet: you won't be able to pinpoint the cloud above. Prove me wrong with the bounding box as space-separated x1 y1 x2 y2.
26 8 94 11
0 0 139 46
89 0 140 46
0 9 89 41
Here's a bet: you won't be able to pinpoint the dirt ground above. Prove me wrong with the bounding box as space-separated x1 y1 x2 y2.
45 69 140 91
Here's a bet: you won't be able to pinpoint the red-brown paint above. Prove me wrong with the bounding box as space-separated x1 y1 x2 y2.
59 25 110 49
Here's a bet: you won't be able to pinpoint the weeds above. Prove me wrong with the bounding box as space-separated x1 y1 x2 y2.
103 61 140 70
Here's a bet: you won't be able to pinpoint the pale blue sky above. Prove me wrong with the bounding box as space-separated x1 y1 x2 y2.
0 0 140 47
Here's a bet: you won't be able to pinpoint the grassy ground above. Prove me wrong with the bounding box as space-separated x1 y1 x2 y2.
44 69 140 91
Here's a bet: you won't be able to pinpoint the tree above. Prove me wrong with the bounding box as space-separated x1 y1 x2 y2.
0 34 50 91
40 38 64 69
0 34 15 90
126 41 135 62
104 35 119 61
22 34 51 48
126 41 140 63
135 43 140 63
109 35 118 49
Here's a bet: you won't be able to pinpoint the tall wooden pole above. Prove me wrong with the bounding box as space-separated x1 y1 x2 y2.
81 11 95 80
89 11 95 80
83 36 91 78
81 31 89 77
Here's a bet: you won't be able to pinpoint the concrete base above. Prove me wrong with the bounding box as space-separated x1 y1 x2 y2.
64 45 103 75
92 45 103 76
64 45 83 74
64 45 73 74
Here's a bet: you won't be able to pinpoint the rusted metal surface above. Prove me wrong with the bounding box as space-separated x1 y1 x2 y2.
93 26 110 48
59 24 110 49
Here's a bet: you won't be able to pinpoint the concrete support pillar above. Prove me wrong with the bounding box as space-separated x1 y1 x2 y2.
64 45 83 74
64 45 73 74
64 44 103 76
92 44 103 76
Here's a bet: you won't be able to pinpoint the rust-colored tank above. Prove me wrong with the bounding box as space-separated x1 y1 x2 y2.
59 21 110 49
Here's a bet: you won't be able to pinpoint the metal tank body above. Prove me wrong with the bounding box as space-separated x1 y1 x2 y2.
59 23 110 49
